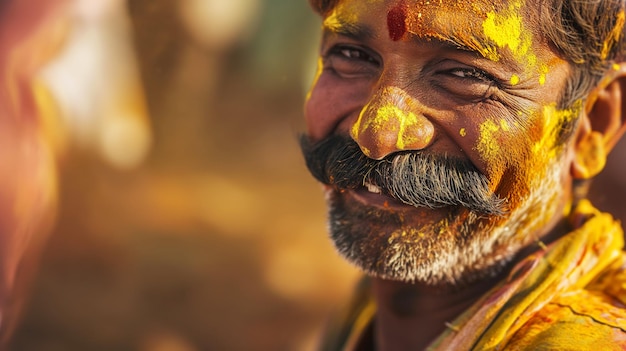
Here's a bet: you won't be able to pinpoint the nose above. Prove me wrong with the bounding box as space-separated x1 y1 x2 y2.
350 86 435 159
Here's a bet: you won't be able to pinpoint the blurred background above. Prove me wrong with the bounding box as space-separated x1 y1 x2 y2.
1 1 625 350
3 1 360 350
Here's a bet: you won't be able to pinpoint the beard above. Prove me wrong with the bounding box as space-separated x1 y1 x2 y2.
301 135 566 286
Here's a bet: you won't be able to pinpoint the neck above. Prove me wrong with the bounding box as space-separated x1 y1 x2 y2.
371 274 505 351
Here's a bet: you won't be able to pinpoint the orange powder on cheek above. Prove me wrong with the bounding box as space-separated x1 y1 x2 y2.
475 115 539 193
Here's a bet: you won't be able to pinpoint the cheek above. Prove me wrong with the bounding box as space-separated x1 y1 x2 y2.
305 74 372 141
453 115 532 189
462 115 538 195
472 105 577 203
305 82 335 141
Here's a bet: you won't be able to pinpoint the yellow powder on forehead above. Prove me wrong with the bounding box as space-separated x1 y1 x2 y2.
323 1 362 31
324 0 383 29
401 0 548 82
403 0 489 45
481 0 537 68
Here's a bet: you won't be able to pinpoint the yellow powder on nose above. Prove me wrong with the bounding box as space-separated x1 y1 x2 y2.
366 105 426 150
351 87 434 154
394 106 422 149
460 128 467 137
361 105 397 133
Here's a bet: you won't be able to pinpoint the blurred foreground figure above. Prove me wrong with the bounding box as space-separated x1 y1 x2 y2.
301 0 626 350
0 0 148 346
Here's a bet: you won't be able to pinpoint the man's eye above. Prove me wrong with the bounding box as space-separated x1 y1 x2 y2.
324 45 380 78
448 68 496 84
337 47 377 63
434 66 501 102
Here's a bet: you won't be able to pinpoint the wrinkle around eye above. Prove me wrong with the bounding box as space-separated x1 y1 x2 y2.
322 45 380 78
432 74 497 103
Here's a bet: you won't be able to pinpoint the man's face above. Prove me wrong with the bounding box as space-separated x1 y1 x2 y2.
303 0 580 285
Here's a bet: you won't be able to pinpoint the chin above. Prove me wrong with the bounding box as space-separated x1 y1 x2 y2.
324 163 566 287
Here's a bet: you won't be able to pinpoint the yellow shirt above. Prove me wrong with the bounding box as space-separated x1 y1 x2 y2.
321 200 626 350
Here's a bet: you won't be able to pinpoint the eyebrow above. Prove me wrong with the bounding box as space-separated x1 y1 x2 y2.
322 15 377 41
323 19 522 71
434 34 523 71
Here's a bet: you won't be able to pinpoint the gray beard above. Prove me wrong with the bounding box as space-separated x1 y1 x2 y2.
325 161 565 286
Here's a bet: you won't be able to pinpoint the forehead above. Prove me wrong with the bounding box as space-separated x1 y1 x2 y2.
324 0 547 68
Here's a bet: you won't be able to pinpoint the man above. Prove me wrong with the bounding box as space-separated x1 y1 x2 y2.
300 0 626 349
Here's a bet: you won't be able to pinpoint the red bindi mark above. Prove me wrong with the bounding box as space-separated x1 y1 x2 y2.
387 2 408 41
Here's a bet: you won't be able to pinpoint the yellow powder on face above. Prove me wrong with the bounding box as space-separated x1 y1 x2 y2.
460 128 467 137
499 119 510 131
532 102 581 159
323 9 342 32
352 104 430 150
538 63 549 86
351 87 434 157
477 119 502 162
323 0 374 32
481 0 536 68
510 74 520 85
395 106 423 149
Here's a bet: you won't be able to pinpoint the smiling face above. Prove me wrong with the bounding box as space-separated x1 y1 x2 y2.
303 0 584 285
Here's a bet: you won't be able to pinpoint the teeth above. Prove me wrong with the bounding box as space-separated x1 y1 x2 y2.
365 182 381 194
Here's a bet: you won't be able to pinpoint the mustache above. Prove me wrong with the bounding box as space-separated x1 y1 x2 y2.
300 134 506 216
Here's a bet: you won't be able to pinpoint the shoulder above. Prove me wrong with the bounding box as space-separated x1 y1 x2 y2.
505 254 626 351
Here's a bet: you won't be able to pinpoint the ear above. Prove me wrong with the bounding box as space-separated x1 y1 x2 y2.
571 63 626 179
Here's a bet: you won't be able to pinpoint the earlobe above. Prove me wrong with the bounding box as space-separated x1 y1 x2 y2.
572 63 626 179
571 129 606 179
